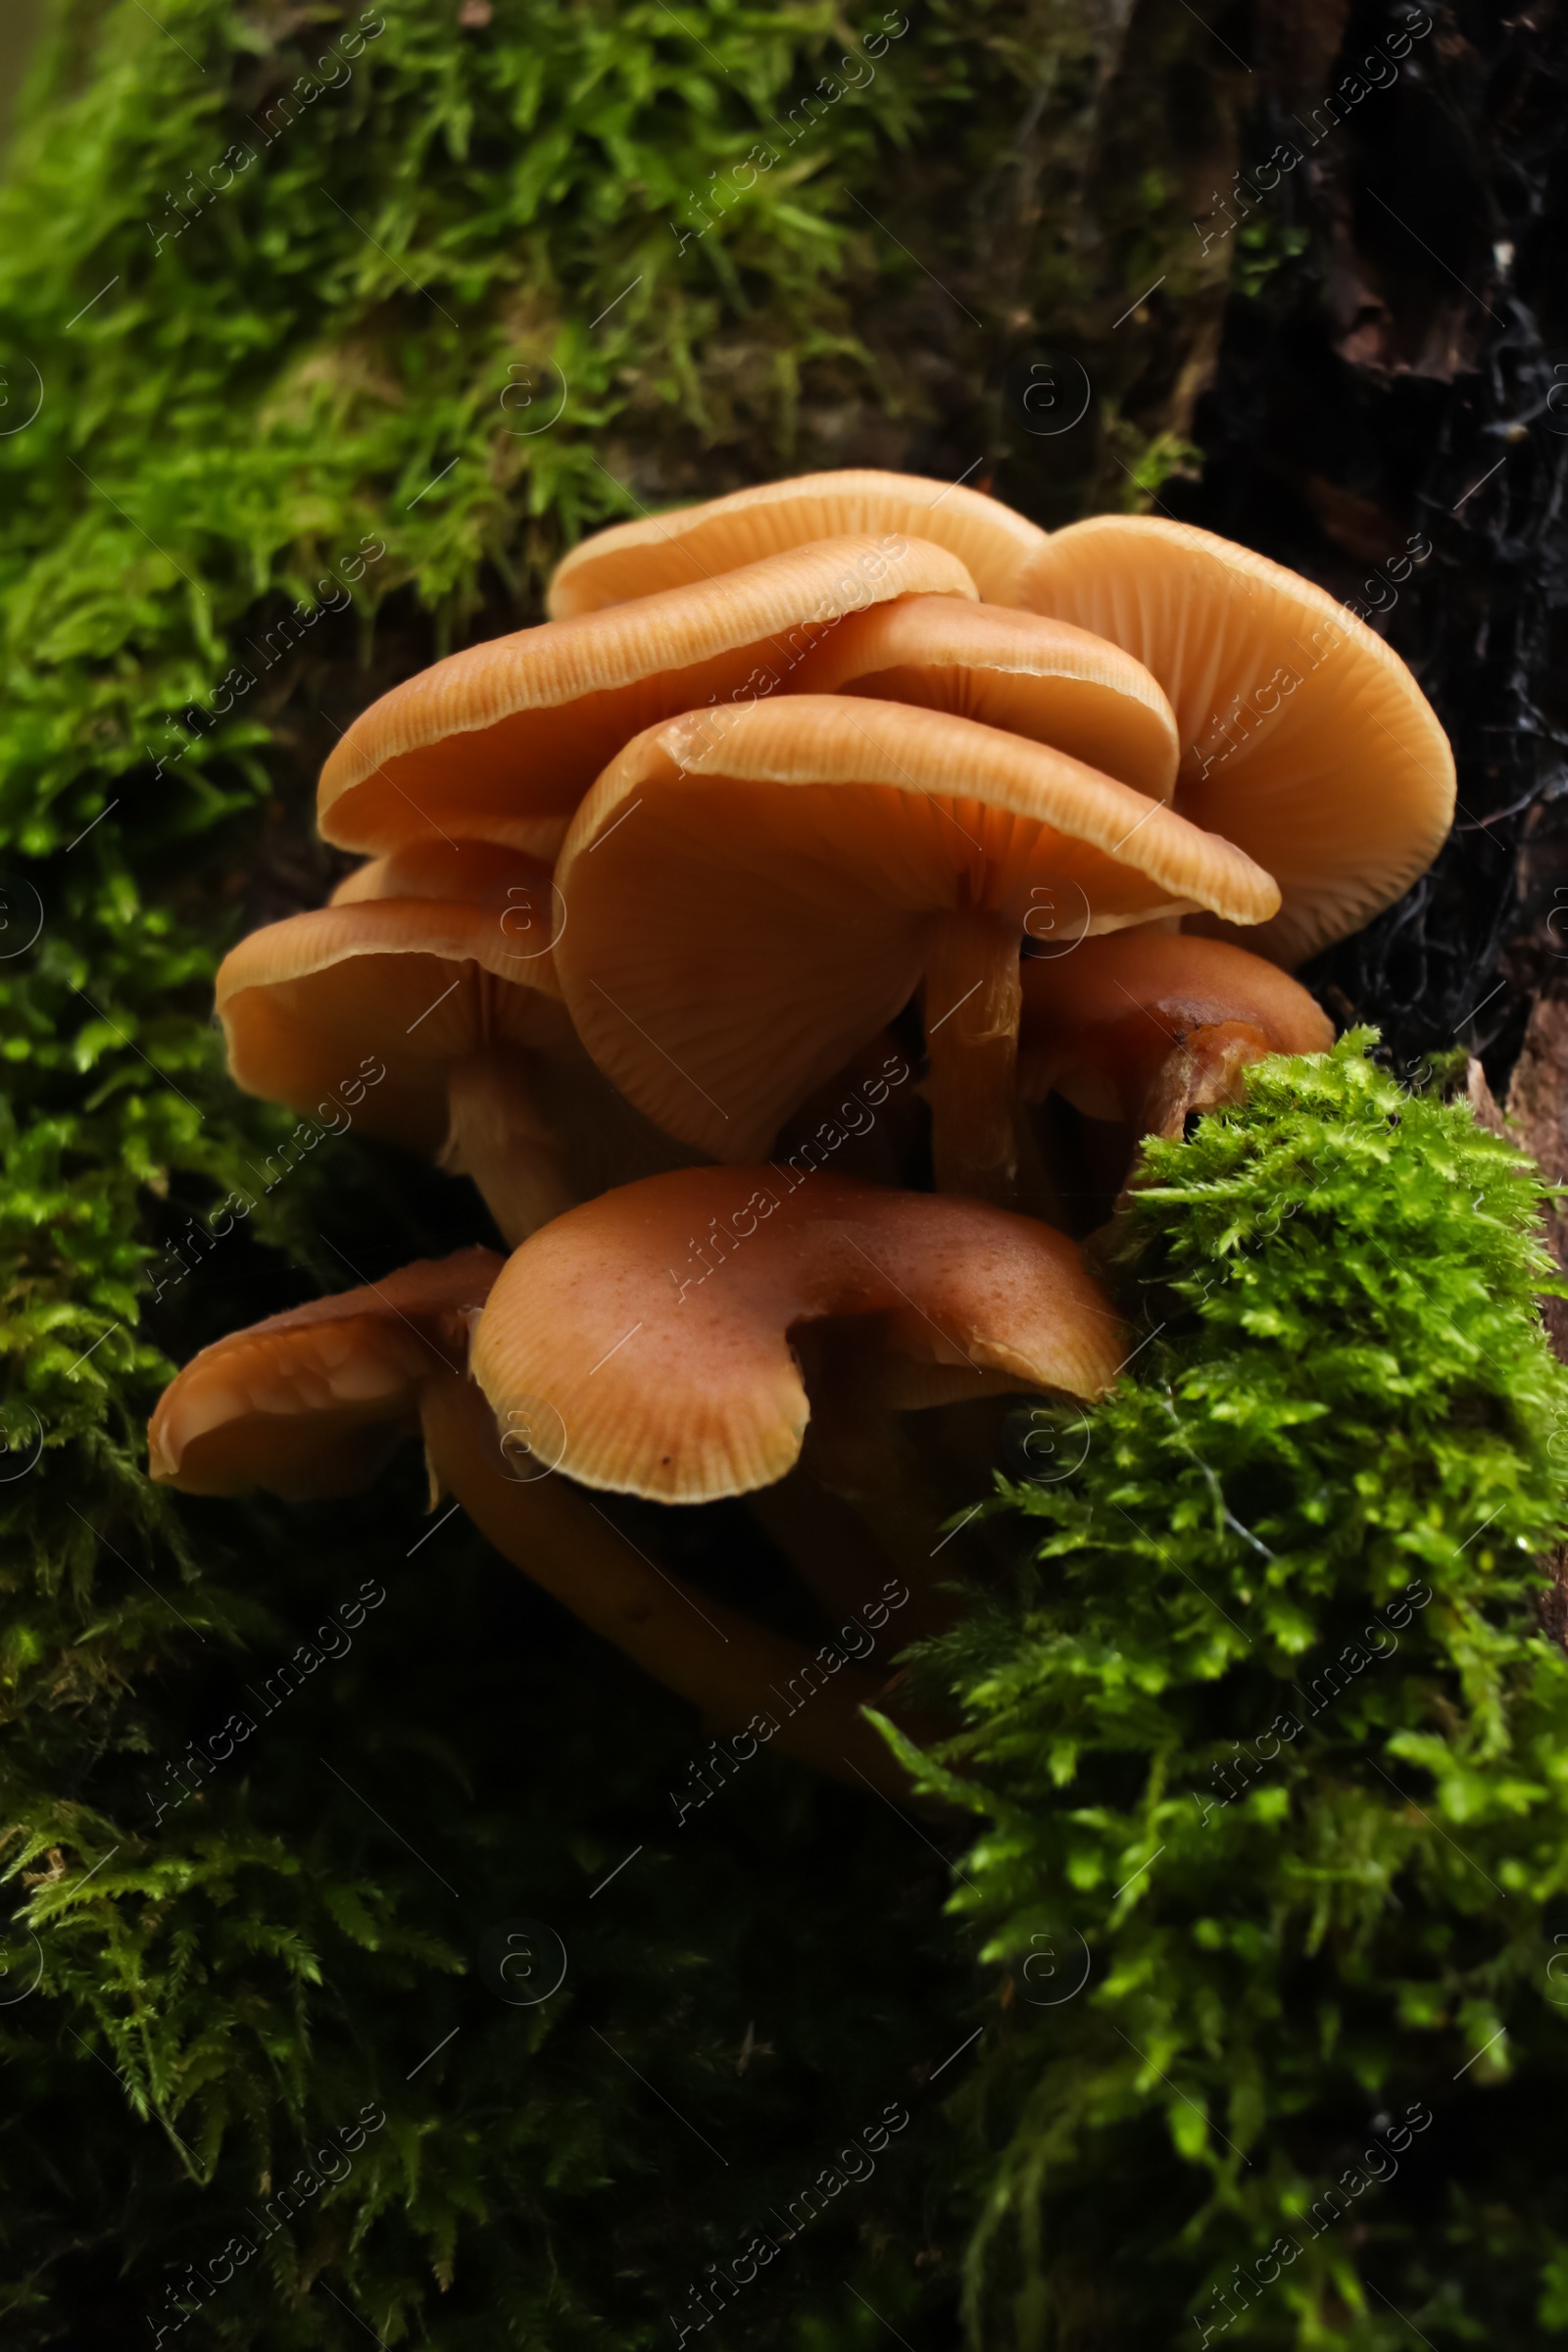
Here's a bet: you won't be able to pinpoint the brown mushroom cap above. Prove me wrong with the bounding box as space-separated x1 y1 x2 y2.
217 898 688 1242
1010 514 1455 967
318 534 977 855
469 1168 1123 1504
147 1251 925 1793
1019 930 1335 1121
553 696 1281 1166
546 469 1047 617
218 899 567 1155
148 1249 500 1498
785 595 1181 800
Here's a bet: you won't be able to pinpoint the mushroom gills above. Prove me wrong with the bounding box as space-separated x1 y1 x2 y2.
553 697 1280 1200
1010 512 1456 967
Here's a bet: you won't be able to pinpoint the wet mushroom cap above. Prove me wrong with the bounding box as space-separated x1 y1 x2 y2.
1010 514 1455 967
785 595 1181 800
553 696 1281 1160
318 534 978 855
148 1249 501 1498
1019 931 1335 1120
546 467 1047 616
469 1168 1123 1503
217 898 569 1157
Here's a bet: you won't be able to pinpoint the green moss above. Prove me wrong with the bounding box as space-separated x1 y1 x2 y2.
895 1037 1568 2346
1231 218 1310 303
1 5 1555 2345
0 1 1042 2339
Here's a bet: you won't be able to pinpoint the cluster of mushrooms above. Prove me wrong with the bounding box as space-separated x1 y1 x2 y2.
149 470 1454 1793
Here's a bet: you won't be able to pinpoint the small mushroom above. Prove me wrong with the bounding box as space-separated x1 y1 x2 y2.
468 1165 1124 1584
1019 930 1335 1147
547 467 1048 616
148 1249 504 1497
318 534 977 855
1010 514 1456 966
553 697 1280 1205
148 1252 912 1792
786 594 1180 799
217 891 688 1245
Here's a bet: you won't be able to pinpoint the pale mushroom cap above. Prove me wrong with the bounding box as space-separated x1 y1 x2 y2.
1019 930 1334 1118
217 901 571 1155
318 534 978 854
546 469 1047 617
553 696 1281 1160
470 1169 1123 1503
148 1249 501 1498
786 595 1181 800
1011 514 1456 967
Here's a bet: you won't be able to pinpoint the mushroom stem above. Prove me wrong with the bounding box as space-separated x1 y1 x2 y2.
418 1376 924 1795
746 1471 957 1642
1011 1087 1071 1228
799 1410 970 1624
440 1050 574 1245
784 1330 972 1627
922 907 1023 1205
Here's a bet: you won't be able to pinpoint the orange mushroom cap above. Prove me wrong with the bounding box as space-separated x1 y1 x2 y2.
785 595 1180 800
1019 930 1335 1121
546 468 1047 616
469 1169 1123 1504
148 1249 500 1498
552 696 1281 1163
318 534 977 855
1010 514 1455 966
148 1251 927 1795
218 898 567 1157
217 894 690 1242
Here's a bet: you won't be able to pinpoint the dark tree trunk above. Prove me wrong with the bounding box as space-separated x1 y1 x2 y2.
1172 2 1568 1093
